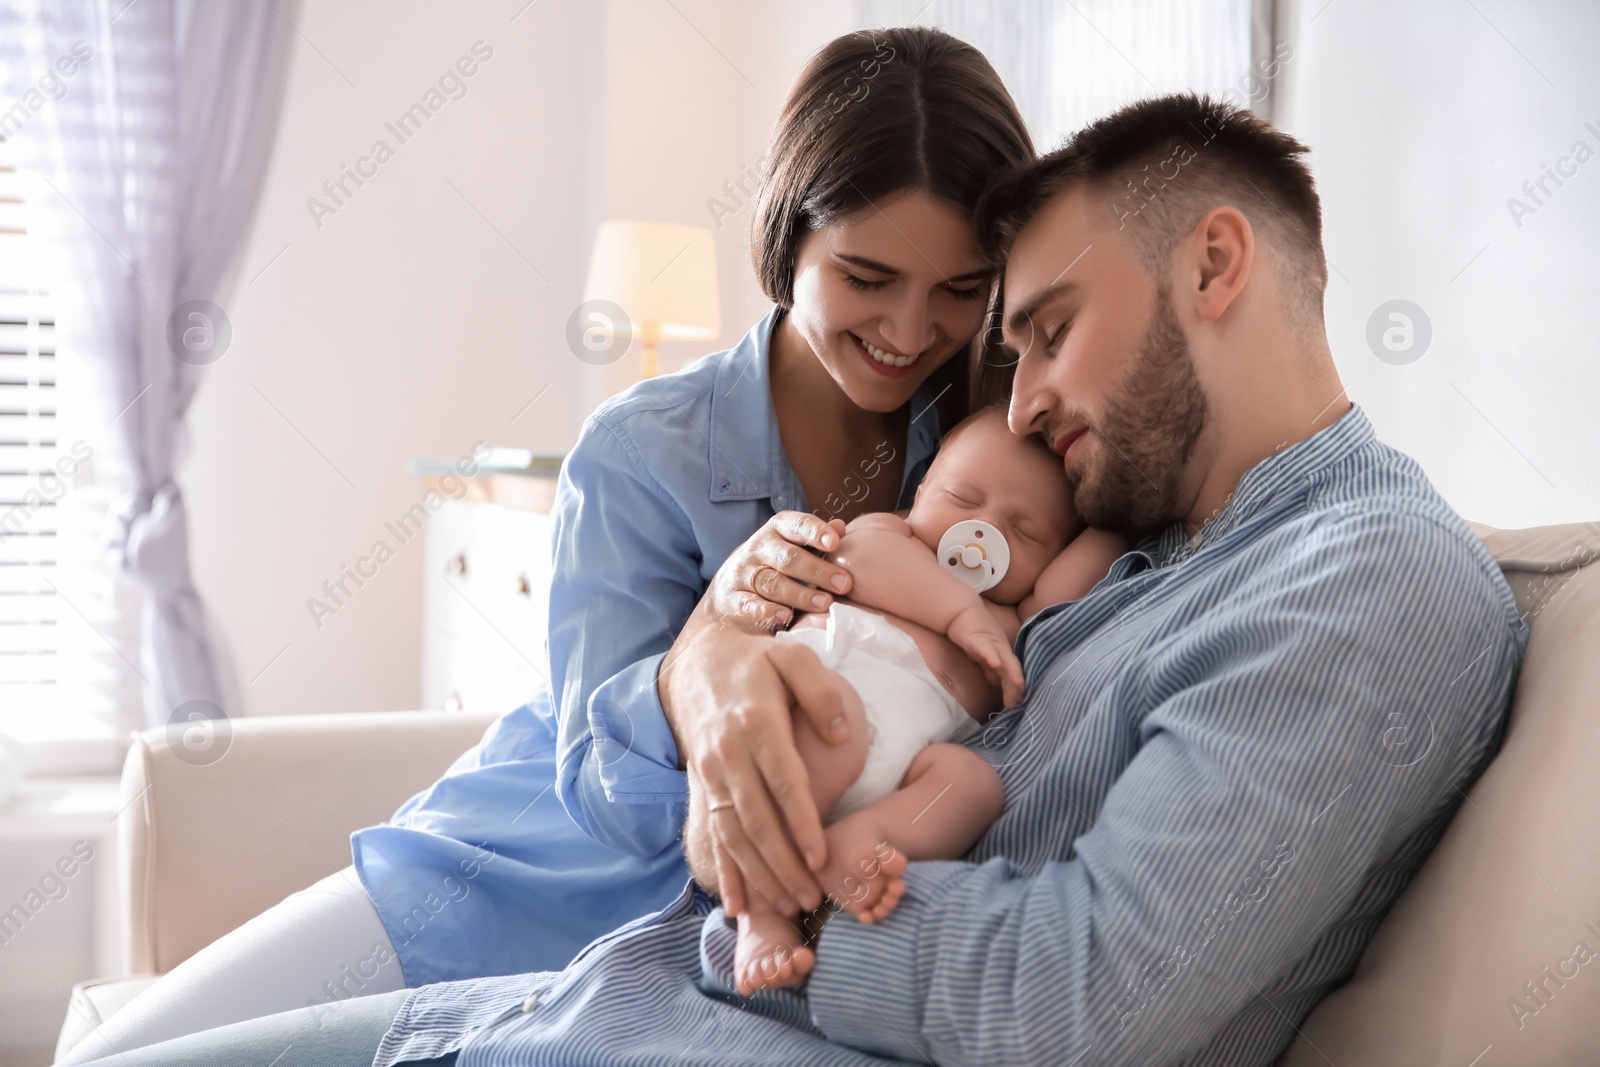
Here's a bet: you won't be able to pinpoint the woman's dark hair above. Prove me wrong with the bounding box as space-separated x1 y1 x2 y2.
751 26 1034 432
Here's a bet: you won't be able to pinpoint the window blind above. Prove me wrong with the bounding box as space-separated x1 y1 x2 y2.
0 147 135 767
0 154 59 702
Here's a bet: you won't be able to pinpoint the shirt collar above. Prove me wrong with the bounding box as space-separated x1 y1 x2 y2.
708 306 943 511
1138 402 1376 566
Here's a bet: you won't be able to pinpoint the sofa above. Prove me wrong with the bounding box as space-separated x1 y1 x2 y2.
55 520 1600 1066
54 708 500 1064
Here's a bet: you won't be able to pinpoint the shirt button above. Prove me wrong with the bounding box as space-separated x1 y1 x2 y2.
521 992 539 1012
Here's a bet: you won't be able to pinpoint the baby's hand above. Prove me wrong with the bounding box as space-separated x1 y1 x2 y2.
965 634 1026 708
947 605 1026 707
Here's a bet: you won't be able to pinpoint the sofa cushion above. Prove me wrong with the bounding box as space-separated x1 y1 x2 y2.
1278 520 1600 1065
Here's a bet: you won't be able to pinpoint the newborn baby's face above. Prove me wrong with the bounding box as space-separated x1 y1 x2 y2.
908 409 1080 605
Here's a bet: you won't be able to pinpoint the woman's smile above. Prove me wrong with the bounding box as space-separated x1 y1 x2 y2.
848 331 923 376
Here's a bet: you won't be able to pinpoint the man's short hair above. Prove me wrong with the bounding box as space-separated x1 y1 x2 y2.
975 92 1328 329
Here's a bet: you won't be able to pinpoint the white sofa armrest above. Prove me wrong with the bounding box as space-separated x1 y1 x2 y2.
118 708 498 977
55 974 158 1065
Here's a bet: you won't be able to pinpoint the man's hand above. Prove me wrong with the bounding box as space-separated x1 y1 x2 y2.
661 622 856 917
947 602 1025 707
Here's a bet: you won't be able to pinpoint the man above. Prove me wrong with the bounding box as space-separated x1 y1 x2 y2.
84 93 1526 1067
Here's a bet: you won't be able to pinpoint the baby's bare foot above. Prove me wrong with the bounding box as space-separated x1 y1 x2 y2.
734 912 815 996
818 813 908 924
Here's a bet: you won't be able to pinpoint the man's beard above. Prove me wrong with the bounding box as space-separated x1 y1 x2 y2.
1069 286 1209 536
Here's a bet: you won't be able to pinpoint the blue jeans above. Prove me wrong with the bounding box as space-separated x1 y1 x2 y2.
76 988 443 1067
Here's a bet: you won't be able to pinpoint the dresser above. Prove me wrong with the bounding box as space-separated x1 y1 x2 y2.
414 460 561 717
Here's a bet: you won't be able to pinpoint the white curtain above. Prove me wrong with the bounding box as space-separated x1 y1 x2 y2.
860 0 1259 152
3 0 298 727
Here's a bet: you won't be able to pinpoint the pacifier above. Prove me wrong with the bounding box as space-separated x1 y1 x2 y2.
937 519 1010 593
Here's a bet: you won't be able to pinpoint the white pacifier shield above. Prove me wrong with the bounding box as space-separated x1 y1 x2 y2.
938 519 1010 593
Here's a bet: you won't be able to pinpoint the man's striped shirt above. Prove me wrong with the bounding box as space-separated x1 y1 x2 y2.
374 403 1527 1067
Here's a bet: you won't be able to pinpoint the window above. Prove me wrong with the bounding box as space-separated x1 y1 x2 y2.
0 142 128 771
860 0 1266 150
0 151 60 707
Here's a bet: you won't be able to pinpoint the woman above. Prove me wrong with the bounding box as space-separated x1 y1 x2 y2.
62 24 1033 1065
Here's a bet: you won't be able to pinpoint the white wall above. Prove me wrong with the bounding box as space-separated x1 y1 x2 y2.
187 0 605 717
1278 0 1600 529
187 0 859 717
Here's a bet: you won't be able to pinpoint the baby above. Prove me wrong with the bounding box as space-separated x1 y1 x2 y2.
731 405 1127 994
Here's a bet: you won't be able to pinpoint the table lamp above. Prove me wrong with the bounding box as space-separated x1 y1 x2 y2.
581 220 721 378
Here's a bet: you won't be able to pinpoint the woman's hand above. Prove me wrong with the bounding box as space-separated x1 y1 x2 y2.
702 512 853 635
660 621 856 917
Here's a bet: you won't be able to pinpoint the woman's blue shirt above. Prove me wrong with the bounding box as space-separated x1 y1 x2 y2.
351 306 946 985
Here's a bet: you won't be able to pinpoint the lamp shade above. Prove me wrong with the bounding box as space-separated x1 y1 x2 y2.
581 220 720 342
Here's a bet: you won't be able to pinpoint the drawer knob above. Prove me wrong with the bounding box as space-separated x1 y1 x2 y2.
513 572 532 597
446 552 467 576
444 691 464 712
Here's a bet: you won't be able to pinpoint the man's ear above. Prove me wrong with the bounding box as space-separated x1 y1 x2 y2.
1186 205 1253 323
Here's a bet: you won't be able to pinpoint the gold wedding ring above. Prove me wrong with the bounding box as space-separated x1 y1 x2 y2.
751 565 774 593
707 799 735 813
